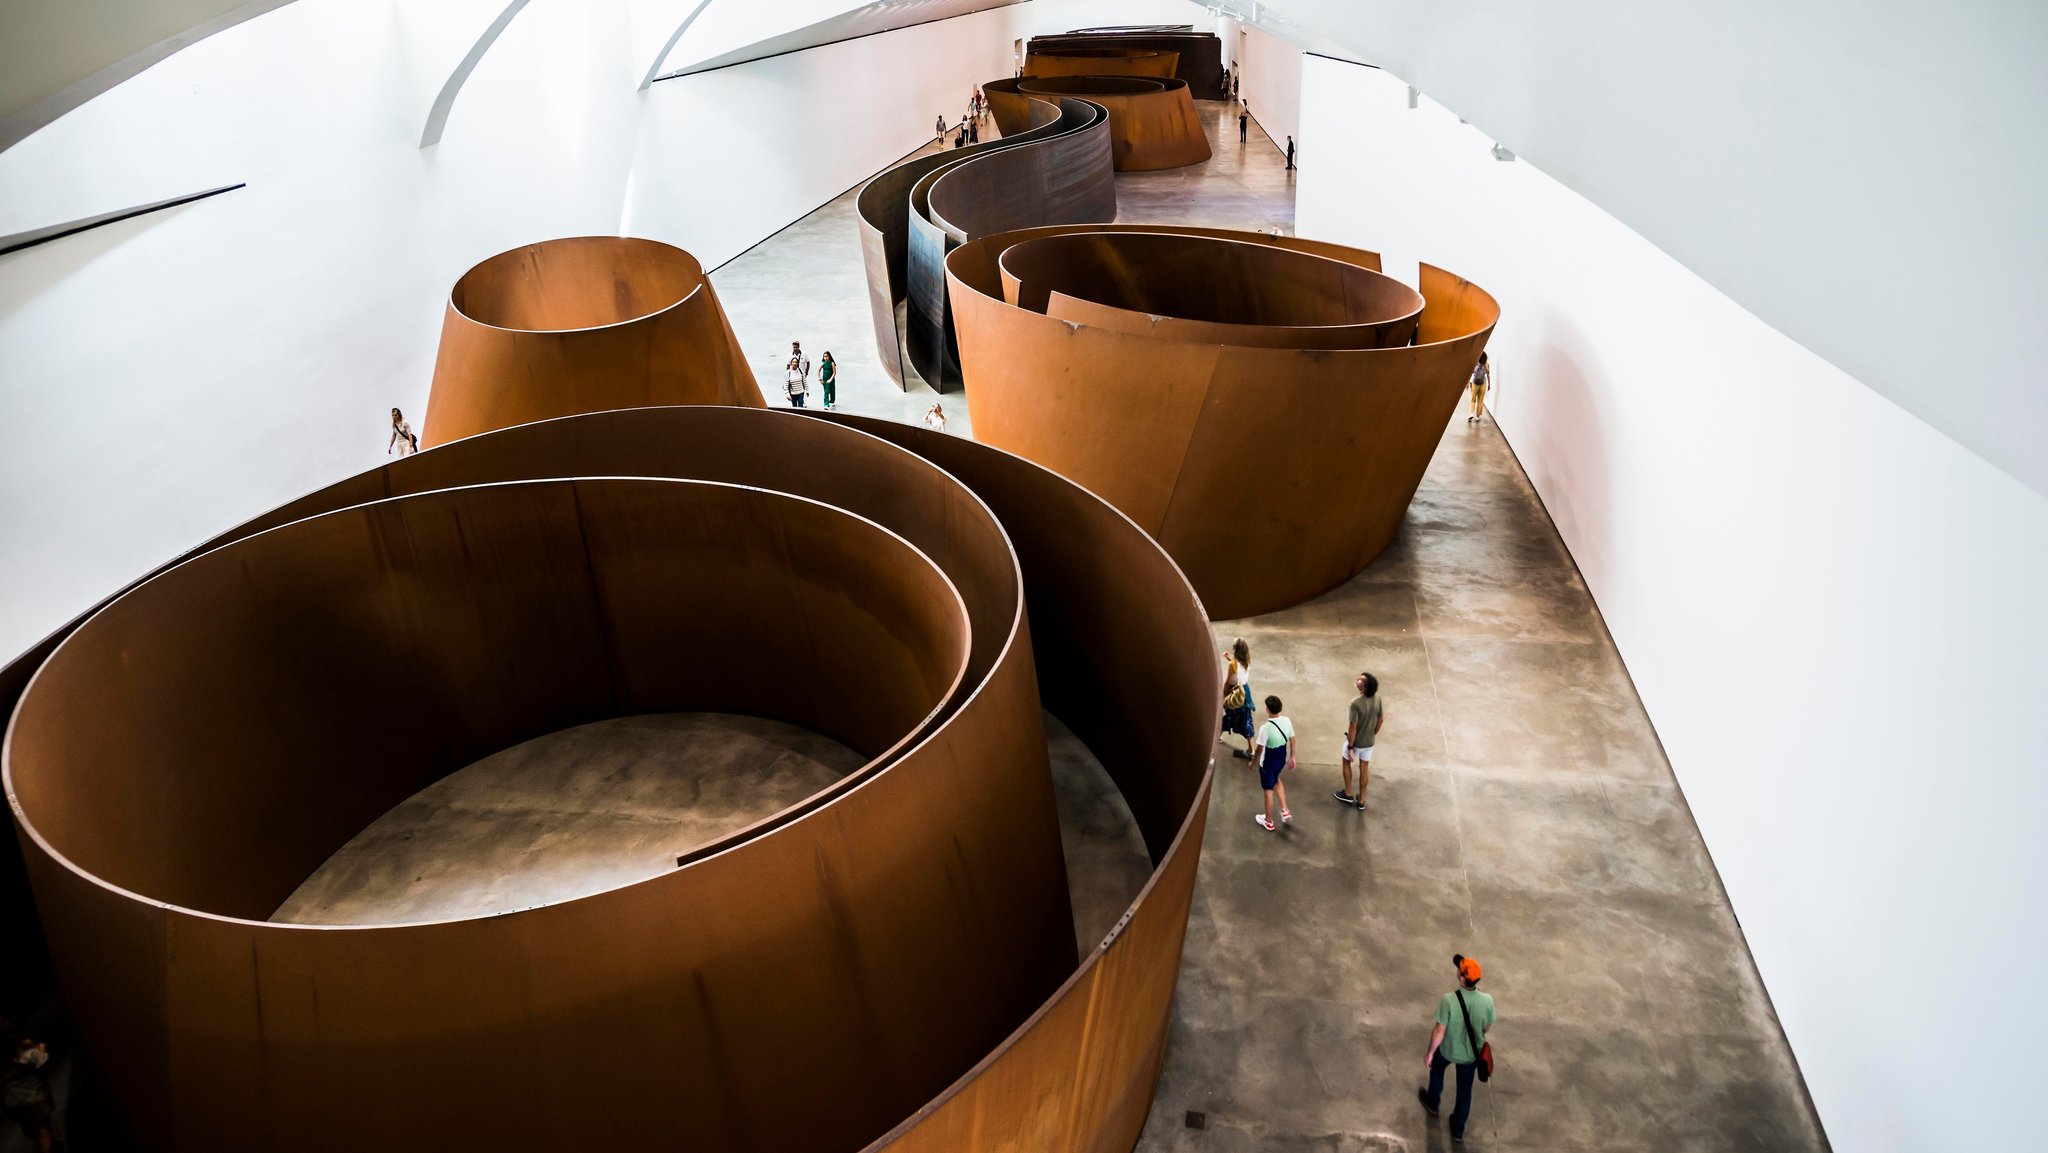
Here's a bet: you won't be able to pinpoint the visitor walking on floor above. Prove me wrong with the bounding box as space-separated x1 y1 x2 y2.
968 118 979 144
1336 671 1383 809
4 1032 57 1153
1239 108 1249 142
819 351 837 409
1285 135 1295 169
1251 695 1295 831
935 113 947 139
786 341 811 408
1419 954 1495 1144
387 407 418 456
922 401 947 433
1468 352 1491 423
1221 637 1256 758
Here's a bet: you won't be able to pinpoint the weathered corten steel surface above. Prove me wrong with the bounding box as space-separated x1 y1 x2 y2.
987 76 1210 172
422 236 762 444
948 225 1501 620
1028 31 1224 100
858 95 1115 392
1024 46 1179 80
806 414 1217 1153
2 404 1217 1151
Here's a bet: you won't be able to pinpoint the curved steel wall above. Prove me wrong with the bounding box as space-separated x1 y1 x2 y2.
4 330 1216 1152
858 96 1115 392
985 76 1209 172
422 236 763 445
1026 32 1224 100
1023 47 1179 80
947 225 1500 619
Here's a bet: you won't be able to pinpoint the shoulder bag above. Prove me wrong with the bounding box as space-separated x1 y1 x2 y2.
1455 990 1494 1082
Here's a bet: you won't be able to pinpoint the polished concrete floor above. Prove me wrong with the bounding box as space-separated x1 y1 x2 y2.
274 714 863 925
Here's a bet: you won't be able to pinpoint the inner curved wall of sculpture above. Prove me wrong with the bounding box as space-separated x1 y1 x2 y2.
1 403 1219 1151
421 236 763 446
986 76 1210 171
1023 46 1179 79
858 96 1116 393
1026 31 1224 99
948 225 1500 620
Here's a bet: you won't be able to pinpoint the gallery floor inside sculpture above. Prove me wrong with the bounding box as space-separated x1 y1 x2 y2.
0 244 1218 1151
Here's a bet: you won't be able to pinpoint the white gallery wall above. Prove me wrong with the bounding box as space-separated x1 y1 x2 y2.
0 0 1208 662
1224 19 1300 165
1296 55 2047 1152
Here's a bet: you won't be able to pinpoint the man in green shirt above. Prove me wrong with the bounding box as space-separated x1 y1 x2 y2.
1419 954 1494 1142
1336 671 1383 810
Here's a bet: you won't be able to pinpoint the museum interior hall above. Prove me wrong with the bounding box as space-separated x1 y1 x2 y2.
0 2 2041 1151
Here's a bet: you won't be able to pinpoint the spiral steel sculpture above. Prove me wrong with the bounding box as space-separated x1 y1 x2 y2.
947 225 1501 619
858 95 1116 391
1023 46 1180 80
2 253 1217 1152
423 235 762 445
1027 31 1225 100
985 77 1210 171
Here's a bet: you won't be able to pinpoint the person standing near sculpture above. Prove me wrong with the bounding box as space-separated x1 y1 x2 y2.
1239 107 1248 142
1252 695 1295 831
387 407 419 456
786 341 810 408
935 113 946 139
1285 135 1296 169
922 401 947 433
1336 671 1383 809
1419 955 1495 1143
1221 637 1256 758
3 1033 56 1153
819 351 837 409
1468 352 1491 423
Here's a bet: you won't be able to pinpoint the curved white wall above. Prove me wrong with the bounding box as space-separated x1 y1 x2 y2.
1298 56 2048 1153
1245 0 2048 502
0 0 1204 662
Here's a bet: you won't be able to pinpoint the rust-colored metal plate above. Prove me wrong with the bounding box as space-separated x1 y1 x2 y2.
986 76 1210 171
947 226 1501 619
1024 47 1179 80
1027 32 1225 100
422 236 762 444
859 95 1116 392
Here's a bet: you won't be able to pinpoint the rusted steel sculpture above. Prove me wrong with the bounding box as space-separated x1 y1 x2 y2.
1023 46 1179 79
985 76 1210 171
857 95 1115 391
1 401 1217 1150
1028 31 1225 99
948 225 1500 620
422 236 762 445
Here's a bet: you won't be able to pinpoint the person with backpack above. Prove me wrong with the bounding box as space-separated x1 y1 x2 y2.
1336 671 1384 809
1419 954 1495 1143
1468 351 1491 423
785 341 811 408
1251 695 1294 831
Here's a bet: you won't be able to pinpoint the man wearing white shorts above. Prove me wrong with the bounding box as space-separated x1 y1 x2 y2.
1336 671 1384 810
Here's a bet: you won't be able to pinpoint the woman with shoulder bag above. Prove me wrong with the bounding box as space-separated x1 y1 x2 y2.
1221 638 1255 757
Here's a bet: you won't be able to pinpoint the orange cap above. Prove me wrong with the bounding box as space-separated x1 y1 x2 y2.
1455 955 1482 983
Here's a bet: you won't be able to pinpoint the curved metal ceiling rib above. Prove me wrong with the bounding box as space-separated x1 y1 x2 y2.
0 0 294 153
653 0 1029 81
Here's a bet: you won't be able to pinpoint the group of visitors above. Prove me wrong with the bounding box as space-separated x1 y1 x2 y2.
1221 637 1383 822
1223 638 1496 1141
941 88 989 149
785 341 836 409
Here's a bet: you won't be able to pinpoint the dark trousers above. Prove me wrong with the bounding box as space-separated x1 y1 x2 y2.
789 393 806 408
1426 1051 1477 1136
